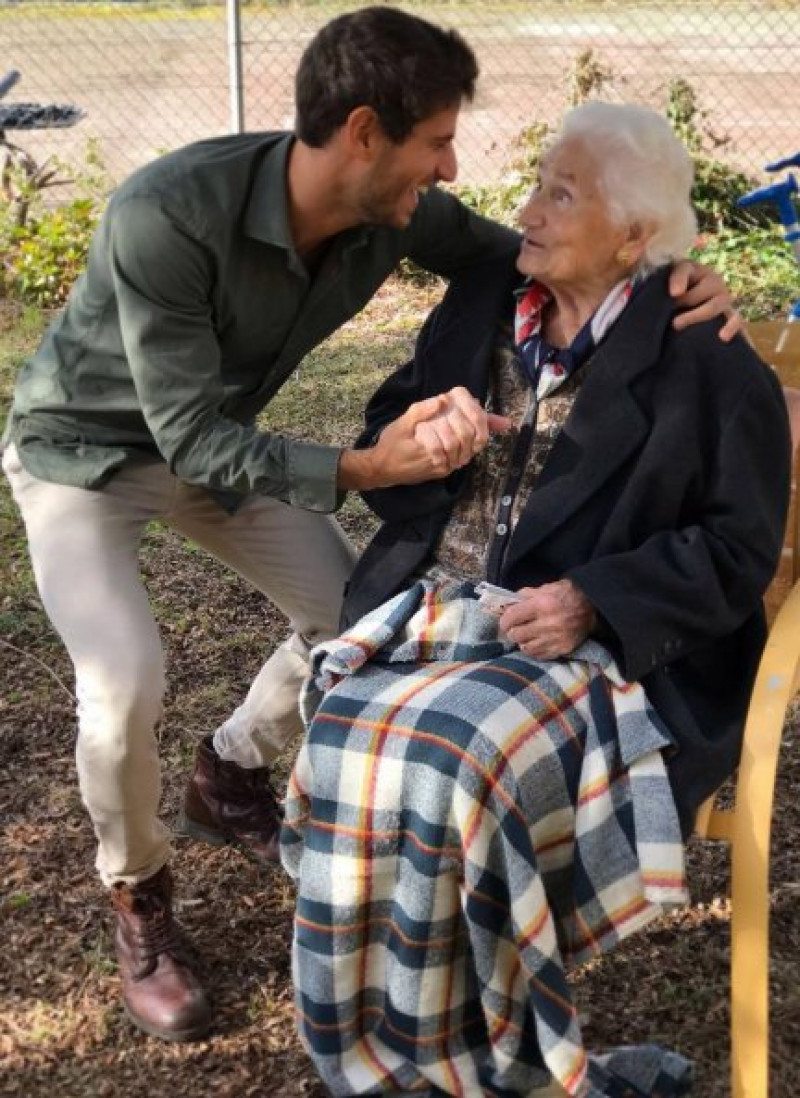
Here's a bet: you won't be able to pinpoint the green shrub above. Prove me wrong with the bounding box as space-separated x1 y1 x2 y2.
0 142 108 308
691 226 798 320
1 198 101 308
665 77 769 233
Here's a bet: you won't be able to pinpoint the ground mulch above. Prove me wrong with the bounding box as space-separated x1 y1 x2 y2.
1 286 798 1096
2 526 798 1097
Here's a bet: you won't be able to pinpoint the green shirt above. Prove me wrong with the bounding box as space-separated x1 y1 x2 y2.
5 132 519 512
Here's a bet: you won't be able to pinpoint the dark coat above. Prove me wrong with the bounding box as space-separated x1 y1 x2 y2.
342 258 792 834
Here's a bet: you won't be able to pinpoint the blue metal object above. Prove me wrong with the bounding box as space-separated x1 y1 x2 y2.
738 176 799 233
739 154 800 338
738 158 800 270
0 68 86 228
766 153 800 173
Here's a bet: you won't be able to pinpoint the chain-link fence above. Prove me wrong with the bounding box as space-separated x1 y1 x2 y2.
1 1 798 194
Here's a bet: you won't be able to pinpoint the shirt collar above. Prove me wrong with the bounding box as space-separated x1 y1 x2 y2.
243 133 296 247
243 133 372 258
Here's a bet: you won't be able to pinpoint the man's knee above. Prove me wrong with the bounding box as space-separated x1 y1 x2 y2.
75 652 166 742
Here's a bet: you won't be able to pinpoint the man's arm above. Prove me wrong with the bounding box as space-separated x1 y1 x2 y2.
404 187 520 277
110 196 352 510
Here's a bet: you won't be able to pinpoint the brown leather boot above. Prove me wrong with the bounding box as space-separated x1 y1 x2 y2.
111 866 212 1041
178 736 282 865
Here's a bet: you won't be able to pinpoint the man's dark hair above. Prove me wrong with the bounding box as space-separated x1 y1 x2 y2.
295 6 479 146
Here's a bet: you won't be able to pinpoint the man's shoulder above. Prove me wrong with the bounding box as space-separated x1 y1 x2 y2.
110 131 291 220
441 249 523 302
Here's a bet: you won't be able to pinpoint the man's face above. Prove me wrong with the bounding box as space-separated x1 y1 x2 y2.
358 104 460 229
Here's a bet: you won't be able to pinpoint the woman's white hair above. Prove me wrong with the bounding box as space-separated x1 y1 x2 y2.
552 100 698 269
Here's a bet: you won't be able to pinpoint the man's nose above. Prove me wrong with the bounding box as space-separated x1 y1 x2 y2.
436 144 458 184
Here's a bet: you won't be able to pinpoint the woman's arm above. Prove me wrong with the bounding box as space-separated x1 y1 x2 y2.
503 363 790 680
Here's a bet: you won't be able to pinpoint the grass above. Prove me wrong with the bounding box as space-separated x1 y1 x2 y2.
1 280 799 1098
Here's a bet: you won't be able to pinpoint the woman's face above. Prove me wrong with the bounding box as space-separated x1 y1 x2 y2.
517 138 633 294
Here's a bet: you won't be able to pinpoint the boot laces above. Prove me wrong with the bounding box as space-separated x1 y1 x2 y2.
134 897 184 963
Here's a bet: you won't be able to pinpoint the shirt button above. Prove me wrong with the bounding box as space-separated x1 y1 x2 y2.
501 495 512 506
496 523 508 536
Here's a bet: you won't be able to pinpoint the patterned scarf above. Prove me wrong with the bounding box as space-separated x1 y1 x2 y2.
514 276 641 397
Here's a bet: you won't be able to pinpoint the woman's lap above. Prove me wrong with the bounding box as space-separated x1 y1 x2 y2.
284 631 686 1098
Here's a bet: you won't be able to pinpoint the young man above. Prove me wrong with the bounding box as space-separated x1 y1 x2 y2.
2 6 736 1041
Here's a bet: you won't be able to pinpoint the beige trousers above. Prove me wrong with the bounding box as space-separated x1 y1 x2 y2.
3 446 356 886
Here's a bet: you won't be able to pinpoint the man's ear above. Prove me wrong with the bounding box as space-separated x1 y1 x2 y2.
342 106 386 162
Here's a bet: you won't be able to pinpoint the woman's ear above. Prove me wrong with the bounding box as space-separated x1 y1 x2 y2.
617 221 655 268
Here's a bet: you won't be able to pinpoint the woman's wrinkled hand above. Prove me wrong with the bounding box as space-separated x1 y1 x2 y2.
498 579 596 660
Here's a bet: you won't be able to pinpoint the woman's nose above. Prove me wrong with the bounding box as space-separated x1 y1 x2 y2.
519 192 543 228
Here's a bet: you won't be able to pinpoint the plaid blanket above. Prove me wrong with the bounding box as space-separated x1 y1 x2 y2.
282 580 688 1098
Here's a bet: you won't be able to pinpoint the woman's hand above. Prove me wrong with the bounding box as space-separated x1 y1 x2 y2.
498 579 596 660
414 386 512 472
669 260 743 342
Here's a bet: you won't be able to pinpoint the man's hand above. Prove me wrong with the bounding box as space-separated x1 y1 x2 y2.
337 390 510 491
669 259 742 342
498 579 596 660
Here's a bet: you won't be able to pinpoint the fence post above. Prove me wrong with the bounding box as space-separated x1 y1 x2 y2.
227 0 245 133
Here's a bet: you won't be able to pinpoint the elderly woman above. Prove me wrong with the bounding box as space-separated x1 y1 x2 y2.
280 103 791 1098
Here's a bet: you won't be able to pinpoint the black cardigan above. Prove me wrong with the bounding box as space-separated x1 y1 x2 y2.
342 258 792 833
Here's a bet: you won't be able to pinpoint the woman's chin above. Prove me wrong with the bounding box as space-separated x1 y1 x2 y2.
516 253 547 281
516 255 538 279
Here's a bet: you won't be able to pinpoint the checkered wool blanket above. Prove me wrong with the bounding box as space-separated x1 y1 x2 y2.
282 580 688 1098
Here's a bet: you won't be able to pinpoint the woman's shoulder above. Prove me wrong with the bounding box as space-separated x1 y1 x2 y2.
645 322 788 449
666 316 781 394
612 271 777 401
